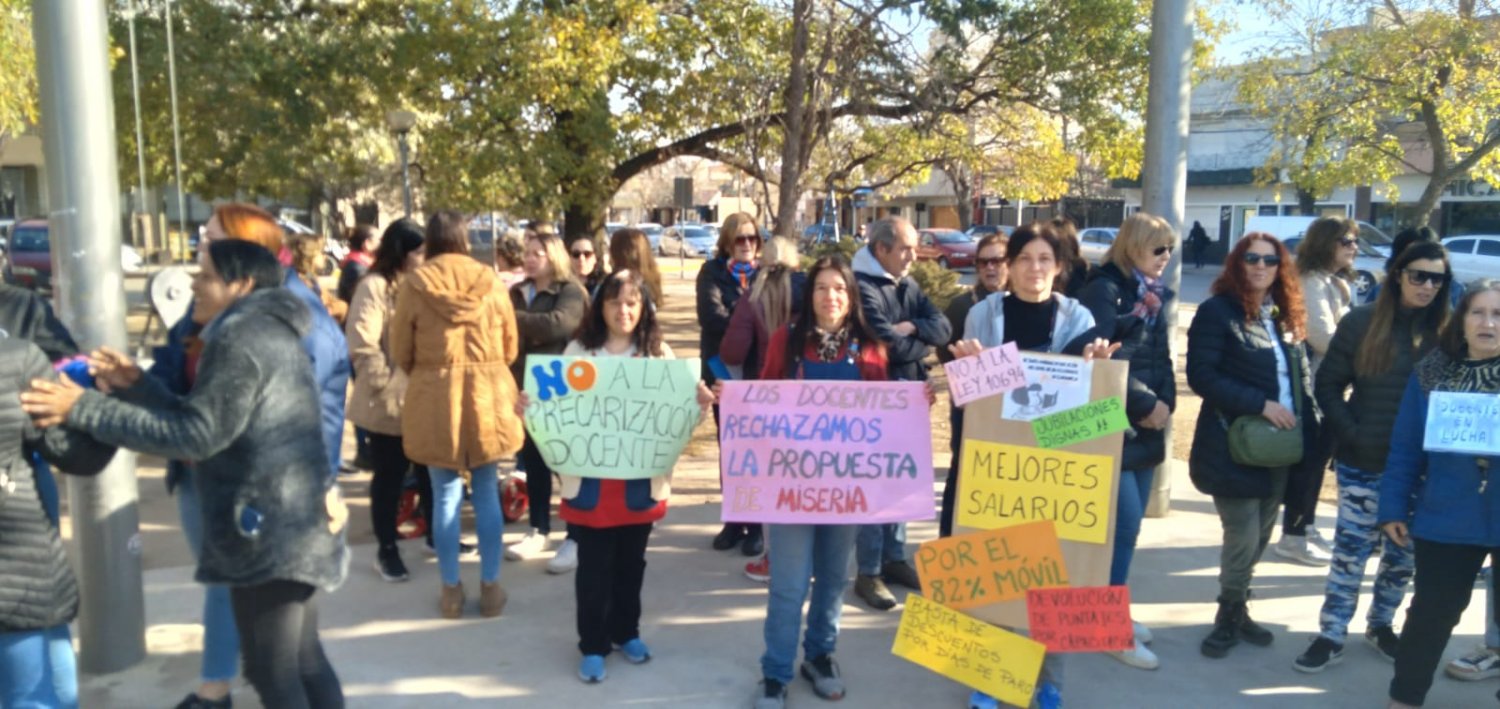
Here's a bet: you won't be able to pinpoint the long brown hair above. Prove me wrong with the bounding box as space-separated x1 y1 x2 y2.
782 255 881 373
1358 240 1452 375
1440 278 1500 359
1296 216 1357 278
1210 232 1307 341
609 228 664 304
575 271 664 357
747 237 800 333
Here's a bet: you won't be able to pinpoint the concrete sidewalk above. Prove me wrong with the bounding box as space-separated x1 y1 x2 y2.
79 459 1495 709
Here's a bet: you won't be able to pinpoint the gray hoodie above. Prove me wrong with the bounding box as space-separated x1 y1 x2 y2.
963 290 1096 354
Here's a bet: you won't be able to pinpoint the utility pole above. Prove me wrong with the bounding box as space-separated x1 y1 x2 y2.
125 1 152 256
1140 0 1194 517
164 0 189 260
32 0 147 672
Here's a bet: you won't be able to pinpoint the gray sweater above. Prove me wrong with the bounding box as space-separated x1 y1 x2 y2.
69 288 347 591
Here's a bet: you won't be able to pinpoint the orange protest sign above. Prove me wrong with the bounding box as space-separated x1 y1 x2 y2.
913 521 1070 610
1025 586 1134 653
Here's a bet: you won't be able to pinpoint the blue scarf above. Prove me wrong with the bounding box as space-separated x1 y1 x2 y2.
729 259 757 289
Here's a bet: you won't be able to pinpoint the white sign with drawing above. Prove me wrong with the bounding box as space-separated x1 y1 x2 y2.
1424 392 1500 456
1001 354 1093 422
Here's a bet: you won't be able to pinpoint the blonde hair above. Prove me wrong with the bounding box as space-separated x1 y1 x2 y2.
288 233 326 278
1107 212 1176 273
747 237 800 333
527 232 577 287
717 212 759 259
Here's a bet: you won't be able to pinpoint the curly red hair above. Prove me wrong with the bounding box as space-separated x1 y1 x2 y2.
1210 231 1306 342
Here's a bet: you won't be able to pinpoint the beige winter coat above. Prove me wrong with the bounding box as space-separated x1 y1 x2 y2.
391 254 525 470
345 273 406 436
1301 269 1352 378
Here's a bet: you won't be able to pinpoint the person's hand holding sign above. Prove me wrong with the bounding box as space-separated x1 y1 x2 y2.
1081 338 1122 362
947 339 984 360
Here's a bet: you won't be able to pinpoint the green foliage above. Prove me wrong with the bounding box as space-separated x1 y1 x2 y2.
0 0 36 141
909 260 965 312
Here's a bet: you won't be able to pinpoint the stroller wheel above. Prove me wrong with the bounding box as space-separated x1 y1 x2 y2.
395 489 428 539
500 475 528 523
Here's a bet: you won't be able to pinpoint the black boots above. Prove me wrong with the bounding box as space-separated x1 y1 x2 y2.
1202 596 1274 658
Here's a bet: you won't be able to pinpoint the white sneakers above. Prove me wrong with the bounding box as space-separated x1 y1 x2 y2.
506 529 549 560
1107 622 1160 670
1273 531 1333 566
547 539 579 574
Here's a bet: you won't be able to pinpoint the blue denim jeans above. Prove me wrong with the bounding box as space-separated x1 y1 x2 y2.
32 455 59 524
854 523 907 576
176 471 241 683
1110 468 1155 586
431 464 503 586
761 523 859 683
0 624 77 708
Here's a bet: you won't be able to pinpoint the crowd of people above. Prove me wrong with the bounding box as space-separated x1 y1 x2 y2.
1 205 1497 709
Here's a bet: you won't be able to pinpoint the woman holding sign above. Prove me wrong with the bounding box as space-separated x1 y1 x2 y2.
949 223 1111 709
519 270 712 683
1186 232 1318 660
1293 240 1450 673
392 212 525 619
506 231 588 573
750 255 889 709
1378 279 1500 709
1076 212 1177 671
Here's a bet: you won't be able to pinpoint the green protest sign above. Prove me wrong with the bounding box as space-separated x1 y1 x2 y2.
523 355 702 479
1030 396 1130 449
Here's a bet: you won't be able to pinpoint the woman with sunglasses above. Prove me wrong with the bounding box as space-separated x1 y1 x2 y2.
565 233 605 297
700 212 764 556
1379 279 1500 709
935 231 1008 539
1274 217 1360 569
1294 240 1451 673
1188 232 1319 659
1076 212 1178 671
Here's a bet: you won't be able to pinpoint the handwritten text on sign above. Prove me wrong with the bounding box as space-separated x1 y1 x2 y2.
944 342 1027 407
719 380 934 524
1026 586 1134 653
914 521 1070 610
892 594 1046 707
1424 392 1500 456
524 356 701 479
1031 396 1131 449
958 441 1114 544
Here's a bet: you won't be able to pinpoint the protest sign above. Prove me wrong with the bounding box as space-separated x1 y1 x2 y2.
956 352 1128 628
1031 397 1131 449
913 521 1070 610
957 441 1114 544
523 356 701 478
1026 586 1134 653
1002 354 1092 422
944 341 1027 407
892 594 1046 707
1424 392 1500 456
718 380 933 524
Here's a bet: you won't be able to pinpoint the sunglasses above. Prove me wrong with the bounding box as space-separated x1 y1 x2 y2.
976 257 1005 268
1242 253 1281 267
734 235 761 246
1404 269 1447 287
1338 238 1358 248
570 250 595 259
1152 245 1173 257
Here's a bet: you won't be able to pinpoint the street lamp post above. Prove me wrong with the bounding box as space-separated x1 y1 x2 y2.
387 110 416 217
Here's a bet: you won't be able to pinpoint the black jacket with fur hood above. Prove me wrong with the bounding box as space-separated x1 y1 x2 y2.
69 287 348 591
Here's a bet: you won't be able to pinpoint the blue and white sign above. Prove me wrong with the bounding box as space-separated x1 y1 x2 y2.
1424 392 1500 456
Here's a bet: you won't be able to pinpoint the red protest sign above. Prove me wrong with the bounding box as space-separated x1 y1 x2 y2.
1025 586 1133 653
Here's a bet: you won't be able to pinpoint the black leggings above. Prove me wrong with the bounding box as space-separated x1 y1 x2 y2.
229 580 342 709
366 433 429 548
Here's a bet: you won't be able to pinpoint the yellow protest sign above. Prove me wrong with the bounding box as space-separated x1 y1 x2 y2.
892 594 1046 706
957 440 1115 544
913 521 1070 610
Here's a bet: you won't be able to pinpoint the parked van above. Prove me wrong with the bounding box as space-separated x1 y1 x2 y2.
1243 216 1392 303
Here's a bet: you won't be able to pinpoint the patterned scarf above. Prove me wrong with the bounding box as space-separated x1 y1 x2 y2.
1417 350 1500 394
1131 269 1165 323
812 325 849 363
730 260 758 289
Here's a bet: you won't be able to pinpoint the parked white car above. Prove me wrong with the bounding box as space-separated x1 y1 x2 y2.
1442 235 1500 287
1077 227 1118 265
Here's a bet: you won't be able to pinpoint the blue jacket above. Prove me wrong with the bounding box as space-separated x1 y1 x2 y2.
1377 367 1500 547
151 269 349 488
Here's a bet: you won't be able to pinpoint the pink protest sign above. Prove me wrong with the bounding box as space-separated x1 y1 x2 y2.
719 380 935 524
944 342 1026 407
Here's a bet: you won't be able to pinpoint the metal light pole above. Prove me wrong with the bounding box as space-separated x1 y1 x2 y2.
387 110 416 217
125 1 152 255
32 0 146 673
1140 0 1194 517
164 0 189 261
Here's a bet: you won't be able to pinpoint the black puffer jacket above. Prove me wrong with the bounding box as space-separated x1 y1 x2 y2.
0 283 79 361
1314 304 1435 474
0 339 117 633
510 278 588 387
70 288 348 591
1077 263 1177 470
1187 294 1321 498
696 257 749 384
